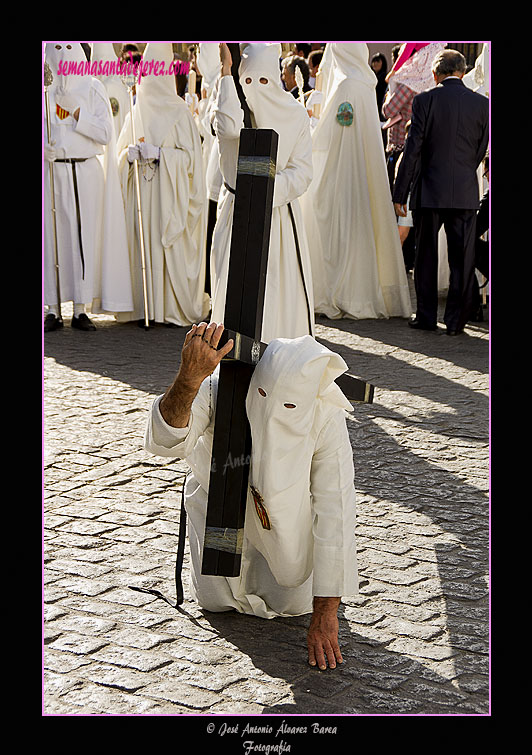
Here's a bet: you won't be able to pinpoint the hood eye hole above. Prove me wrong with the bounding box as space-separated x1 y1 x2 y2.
66 44 72 49
284 403 296 409
245 77 252 84
259 77 268 84
55 44 62 49
258 388 267 397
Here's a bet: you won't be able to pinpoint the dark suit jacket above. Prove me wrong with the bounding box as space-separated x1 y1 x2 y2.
392 78 489 210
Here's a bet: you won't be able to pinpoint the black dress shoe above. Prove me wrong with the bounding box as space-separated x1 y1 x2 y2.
408 317 437 331
44 313 63 332
71 313 96 331
446 327 464 336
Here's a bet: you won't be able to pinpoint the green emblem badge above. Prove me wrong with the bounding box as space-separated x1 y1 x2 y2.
336 101 354 126
110 97 119 117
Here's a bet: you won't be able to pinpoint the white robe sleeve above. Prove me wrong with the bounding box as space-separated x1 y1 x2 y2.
74 85 114 146
272 119 313 208
310 411 358 598
158 118 205 250
213 75 244 141
144 378 213 459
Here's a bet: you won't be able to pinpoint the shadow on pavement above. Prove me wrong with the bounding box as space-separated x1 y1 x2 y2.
44 306 489 715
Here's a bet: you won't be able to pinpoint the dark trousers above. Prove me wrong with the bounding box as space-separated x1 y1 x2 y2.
412 208 478 331
386 148 403 192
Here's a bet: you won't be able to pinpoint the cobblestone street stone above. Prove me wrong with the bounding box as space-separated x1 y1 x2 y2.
43 285 490 717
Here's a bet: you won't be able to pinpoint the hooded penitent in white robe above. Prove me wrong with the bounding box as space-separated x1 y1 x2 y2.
210 43 315 343
300 43 412 320
90 43 129 140
116 43 210 325
144 335 358 619
196 43 223 204
43 42 133 313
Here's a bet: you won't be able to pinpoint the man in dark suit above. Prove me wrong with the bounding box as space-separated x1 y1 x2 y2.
393 49 489 335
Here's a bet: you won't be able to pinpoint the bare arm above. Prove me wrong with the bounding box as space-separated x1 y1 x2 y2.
219 42 233 77
159 322 233 428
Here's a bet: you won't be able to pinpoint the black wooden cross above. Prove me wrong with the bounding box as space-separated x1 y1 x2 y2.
201 127 374 578
201 128 276 577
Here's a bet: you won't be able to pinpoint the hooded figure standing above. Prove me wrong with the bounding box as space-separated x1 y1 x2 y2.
196 43 224 295
210 43 315 343
116 43 210 326
43 42 133 331
145 322 358 670
300 43 412 321
90 43 129 140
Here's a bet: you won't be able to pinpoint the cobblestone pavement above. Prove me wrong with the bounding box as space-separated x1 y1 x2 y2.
43 286 490 718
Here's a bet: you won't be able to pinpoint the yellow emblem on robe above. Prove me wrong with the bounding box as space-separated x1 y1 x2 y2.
56 103 69 120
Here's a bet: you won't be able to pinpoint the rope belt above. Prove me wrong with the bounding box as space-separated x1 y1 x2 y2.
287 201 313 335
55 158 87 279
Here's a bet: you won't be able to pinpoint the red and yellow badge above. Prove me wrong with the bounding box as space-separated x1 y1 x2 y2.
56 103 70 120
250 485 271 530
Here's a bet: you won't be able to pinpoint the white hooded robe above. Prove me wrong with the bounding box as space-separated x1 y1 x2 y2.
116 43 210 326
300 43 412 320
144 335 358 619
43 42 133 313
209 43 315 343
196 43 223 205
90 43 129 140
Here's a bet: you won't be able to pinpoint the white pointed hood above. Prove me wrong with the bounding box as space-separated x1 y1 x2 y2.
90 42 120 82
238 43 309 169
45 42 89 94
328 42 377 93
132 42 189 145
245 335 352 587
313 43 377 153
197 43 220 92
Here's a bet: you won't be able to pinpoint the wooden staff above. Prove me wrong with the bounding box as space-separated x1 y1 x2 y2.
295 66 305 106
44 62 62 322
312 70 323 118
122 72 150 329
188 67 196 114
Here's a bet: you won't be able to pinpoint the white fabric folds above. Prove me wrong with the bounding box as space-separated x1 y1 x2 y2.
301 43 412 320
115 43 209 325
209 43 315 343
43 42 133 313
144 336 358 619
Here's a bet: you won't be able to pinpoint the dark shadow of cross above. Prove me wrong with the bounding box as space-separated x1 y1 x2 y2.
202 128 374 579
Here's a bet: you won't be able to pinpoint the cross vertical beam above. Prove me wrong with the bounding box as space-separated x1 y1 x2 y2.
201 128 278 577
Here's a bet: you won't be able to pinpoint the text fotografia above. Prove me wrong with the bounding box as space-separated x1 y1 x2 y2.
56 56 190 81
206 720 338 751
